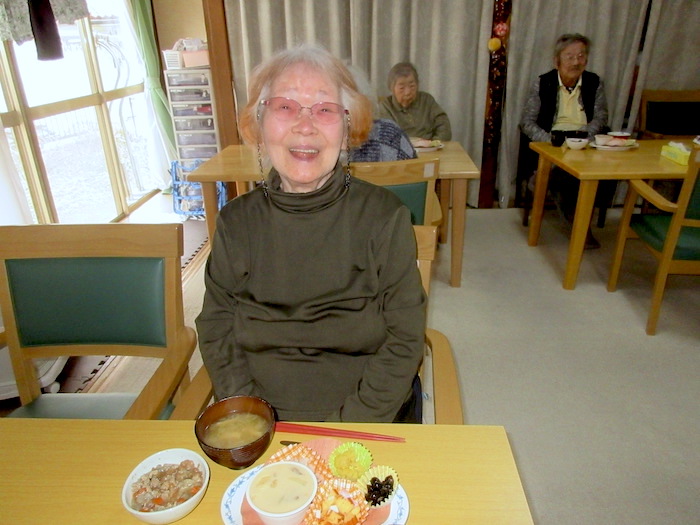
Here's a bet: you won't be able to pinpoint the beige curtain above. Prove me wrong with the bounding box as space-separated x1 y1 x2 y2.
223 0 492 206
625 0 700 135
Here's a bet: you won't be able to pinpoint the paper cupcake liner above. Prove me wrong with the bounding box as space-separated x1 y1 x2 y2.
357 465 399 508
303 478 370 525
266 443 334 482
328 442 373 481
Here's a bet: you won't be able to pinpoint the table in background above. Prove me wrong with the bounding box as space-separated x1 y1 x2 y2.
0 419 532 524
188 142 480 287
528 140 688 289
417 141 481 287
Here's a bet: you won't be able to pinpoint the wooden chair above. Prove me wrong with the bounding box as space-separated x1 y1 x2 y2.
0 223 197 418
637 89 700 140
350 157 441 226
172 226 464 424
607 148 700 334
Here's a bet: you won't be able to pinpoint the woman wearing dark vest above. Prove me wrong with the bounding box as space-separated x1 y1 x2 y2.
519 33 609 248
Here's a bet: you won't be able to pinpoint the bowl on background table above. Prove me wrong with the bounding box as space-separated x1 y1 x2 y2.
608 131 631 139
565 137 589 150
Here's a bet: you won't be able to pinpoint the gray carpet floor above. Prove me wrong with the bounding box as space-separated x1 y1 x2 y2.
427 207 699 525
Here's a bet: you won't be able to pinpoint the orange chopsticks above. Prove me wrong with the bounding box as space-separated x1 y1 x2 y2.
275 422 406 443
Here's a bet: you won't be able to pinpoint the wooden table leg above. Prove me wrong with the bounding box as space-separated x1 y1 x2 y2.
201 182 218 242
527 156 552 246
450 179 468 287
563 180 598 290
438 179 451 244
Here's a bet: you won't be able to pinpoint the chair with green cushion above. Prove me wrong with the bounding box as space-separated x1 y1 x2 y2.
0 223 197 418
350 157 440 225
607 148 700 334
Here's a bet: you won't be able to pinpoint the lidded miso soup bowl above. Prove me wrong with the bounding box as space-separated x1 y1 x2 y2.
194 395 275 469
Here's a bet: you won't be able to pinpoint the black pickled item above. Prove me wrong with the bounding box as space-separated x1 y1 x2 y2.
365 475 395 506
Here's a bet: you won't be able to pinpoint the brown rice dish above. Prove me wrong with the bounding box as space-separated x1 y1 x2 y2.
130 459 204 512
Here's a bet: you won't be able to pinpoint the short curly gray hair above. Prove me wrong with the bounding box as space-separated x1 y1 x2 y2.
386 62 419 91
553 33 591 60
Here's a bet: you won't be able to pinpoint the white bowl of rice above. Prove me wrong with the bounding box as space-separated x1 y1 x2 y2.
121 448 210 524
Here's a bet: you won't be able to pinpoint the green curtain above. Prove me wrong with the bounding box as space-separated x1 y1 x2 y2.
127 0 176 159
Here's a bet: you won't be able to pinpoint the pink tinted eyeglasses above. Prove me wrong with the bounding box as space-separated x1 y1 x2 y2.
260 97 348 124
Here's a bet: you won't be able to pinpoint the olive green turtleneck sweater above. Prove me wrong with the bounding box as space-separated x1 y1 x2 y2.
195 164 426 422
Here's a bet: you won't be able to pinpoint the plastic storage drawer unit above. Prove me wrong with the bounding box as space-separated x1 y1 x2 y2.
170 160 227 217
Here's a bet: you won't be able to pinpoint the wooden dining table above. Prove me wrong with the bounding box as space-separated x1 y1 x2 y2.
0 419 532 524
187 141 480 287
528 139 689 289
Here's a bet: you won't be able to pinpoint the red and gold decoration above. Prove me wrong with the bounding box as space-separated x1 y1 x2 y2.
480 0 512 208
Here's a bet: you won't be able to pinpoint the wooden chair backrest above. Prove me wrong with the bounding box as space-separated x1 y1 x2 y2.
0 223 195 417
350 157 440 225
638 89 700 139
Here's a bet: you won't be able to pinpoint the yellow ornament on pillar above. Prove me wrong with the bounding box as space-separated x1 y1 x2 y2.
488 37 502 52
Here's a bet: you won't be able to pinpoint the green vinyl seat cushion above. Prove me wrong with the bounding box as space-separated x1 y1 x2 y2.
7 393 175 420
630 215 700 260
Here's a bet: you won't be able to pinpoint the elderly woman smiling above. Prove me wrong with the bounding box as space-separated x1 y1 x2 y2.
195 44 426 423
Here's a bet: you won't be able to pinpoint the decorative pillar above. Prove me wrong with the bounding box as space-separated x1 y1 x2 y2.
478 0 511 208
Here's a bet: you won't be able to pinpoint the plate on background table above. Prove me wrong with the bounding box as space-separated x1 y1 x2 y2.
220 464 410 525
412 138 444 152
414 143 444 153
590 142 639 151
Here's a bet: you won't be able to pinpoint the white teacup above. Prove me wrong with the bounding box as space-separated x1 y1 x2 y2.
595 134 613 146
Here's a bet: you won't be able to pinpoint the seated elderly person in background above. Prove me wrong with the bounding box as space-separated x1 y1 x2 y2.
345 63 417 163
196 44 426 423
347 64 441 225
378 62 452 143
519 32 609 248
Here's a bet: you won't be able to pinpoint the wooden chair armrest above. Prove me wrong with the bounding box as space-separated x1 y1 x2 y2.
0 329 6 348
425 328 464 425
629 180 679 213
169 365 214 420
124 327 197 420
